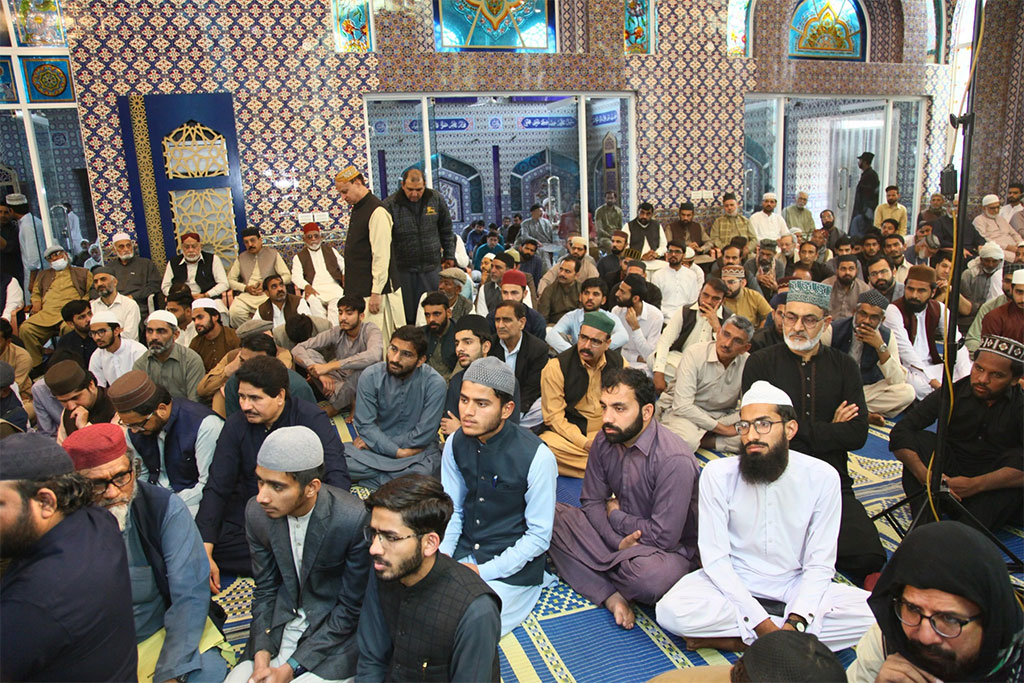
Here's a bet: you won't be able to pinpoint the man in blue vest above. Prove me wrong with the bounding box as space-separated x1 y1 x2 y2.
108 369 224 517
829 290 915 425
439 356 558 635
64 423 230 683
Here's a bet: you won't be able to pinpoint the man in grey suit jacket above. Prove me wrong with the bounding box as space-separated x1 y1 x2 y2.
226 426 370 683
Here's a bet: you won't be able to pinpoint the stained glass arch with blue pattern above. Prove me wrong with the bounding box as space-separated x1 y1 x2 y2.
433 0 557 53
788 0 867 61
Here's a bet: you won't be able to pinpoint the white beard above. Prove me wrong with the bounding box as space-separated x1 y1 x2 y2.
184 254 201 263
107 502 131 531
784 327 825 353
307 244 321 251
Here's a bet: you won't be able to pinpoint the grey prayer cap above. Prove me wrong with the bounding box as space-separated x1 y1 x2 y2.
0 433 74 480
257 426 324 471
463 356 516 397
0 361 14 388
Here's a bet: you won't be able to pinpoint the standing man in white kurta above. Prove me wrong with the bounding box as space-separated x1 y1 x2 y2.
291 222 345 323
655 381 874 652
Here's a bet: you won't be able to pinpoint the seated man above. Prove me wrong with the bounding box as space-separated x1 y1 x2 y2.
545 277 630 353
889 335 1023 531
0 361 28 432
0 318 34 420
656 315 753 453
884 265 971 400
134 310 206 401
0 434 136 681
227 228 292 327
537 236 599 293
90 265 142 341
494 300 549 427
485 269 546 340
980 268 1024 340
550 368 700 630
189 298 240 372
965 263 1022 352
656 381 874 652
226 427 369 683
415 268 474 326
164 285 199 346
196 355 349 589
749 292 786 353
292 295 383 417
109 370 224 517
867 255 904 303
440 357 557 635
291 221 345 322
44 359 121 444
345 325 446 488
653 241 703 320
54 299 98 365
106 232 163 319
64 424 229 683
87 310 147 388
830 290 915 425
220 332 315 417
612 273 664 376
847 522 1023 683
160 231 230 302
536 256 582 324
20 245 92 369
254 273 311 328
358 474 502 682
540 311 623 477
960 242 1005 330
419 292 457 379
651 279 730 393
822 254 871 320
721 265 772 329
786 240 833 282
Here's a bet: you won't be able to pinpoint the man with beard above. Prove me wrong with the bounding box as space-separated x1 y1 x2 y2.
164 285 199 346
826 236 862 275
160 231 230 302
537 236 599 293
227 228 292 328
818 209 844 252
197 355 349 591
419 291 457 379
537 257 582 324
517 237 546 287
598 230 628 281
612 274 663 376
594 191 623 252
292 294 383 417
823 254 871 319
788 240 834 282
981 269 1024 340
189 298 240 372
44 358 123 444
441 315 521 436
973 194 1018 262
882 234 911 284
357 474 502 682
884 265 971 400
550 368 700 630
21 245 93 369
782 191 815 239
291 221 346 323
742 280 886 584
0 433 137 681
830 291 915 425
709 193 757 249
540 311 623 477
440 357 558 635
867 255 904 303
889 335 1023 530
657 315 752 453
905 229 940 266
344 326 446 488
848 522 1024 683
254 273 311 329
653 241 702 320
656 381 874 651
750 192 788 242
484 269 546 339
960 242 1006 330
652 278 731 393
742 238 785 303
623 202 669 262
107 232 163 320
133 310 205 401
90 265 142 341
65 423 230 683
874 185 908 235
721 265 772 329
775 231 797 271
475 251 514 316
226 427 368 683
413 267 472 325
546 277 630 353
108 370 223 517
664 202 716 259
87 310 146 387
965 262 1023 352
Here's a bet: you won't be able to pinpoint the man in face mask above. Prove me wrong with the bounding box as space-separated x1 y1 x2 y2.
106 232 162 320
19 246 93 370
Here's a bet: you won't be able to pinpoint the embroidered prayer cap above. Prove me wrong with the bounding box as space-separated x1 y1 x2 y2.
978 242 1005 260
857 289 891 311
90 310 122 327
191 297 217 311
44 360 88 396
1013 269 1024 285
439 267 468 285
4 193 27 206
179 231 201 244
301 222 321 234
336 166 361 184
758 239 777 251
740 380 794 409
0 433 74 481
43 244 67 258
501 269 527 288
237 318 273 336
257 426 324 472
762 192 778 201
1005 262 1024 276
981 194 1000 207
786 280 833 312
905 265 937 285
504 248 520 263
581 311 615 337
977 335 1024 363
462 356 516 397
63 423 128 471
111 232 132 243
720 264 745 278
108 370 158 413
0 361 14 388
741 630 846 682
146 310 179 328
569 236 587 248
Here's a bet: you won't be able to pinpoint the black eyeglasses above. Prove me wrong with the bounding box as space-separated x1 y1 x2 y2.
734 419 786 435
120 412 154 431
363 526 419 547
894 598 981 639
90 468 134 496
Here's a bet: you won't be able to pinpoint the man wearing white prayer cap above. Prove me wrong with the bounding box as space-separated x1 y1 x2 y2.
973 194 1019 262
750 191 788 242
188 296 239 372
133 310 206 401
106 230 164 320
656 380 874 653
225 426 369 683
87 308 147 388
960 242 1006 330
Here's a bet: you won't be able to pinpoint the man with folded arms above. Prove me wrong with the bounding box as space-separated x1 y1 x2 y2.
291 221 345 322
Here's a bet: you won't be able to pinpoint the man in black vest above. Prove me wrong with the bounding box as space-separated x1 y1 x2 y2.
291 221 346 322
337 166 405 339
623 202 669 262
440 357 557 635
64 423 229 683
358 474 502 682
161 231 230 303
652 278 730 394
254 273 310 329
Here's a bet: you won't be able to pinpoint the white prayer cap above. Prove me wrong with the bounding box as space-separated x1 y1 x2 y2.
740 381 794 409
789 226 803 237
111 232 132 243
979 242 1005 260
763 192 777 201
683 246 696 259
258 426 323 472
90 310 121 327
1013 270 1024 285
981 194 1000 207
146 310 178 328
191 297 217 311
5 193 27 206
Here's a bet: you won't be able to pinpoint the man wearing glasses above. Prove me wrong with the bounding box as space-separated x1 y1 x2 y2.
108 370 223 517
656 381 874 652
87 310 147 388
848 521 1022 682
64 423 230 683
742 279 886 586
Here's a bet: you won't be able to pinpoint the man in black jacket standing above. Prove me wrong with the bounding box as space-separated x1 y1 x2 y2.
385 168 455 325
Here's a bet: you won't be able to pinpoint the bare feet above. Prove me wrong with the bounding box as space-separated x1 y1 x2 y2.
868 412 885 426
684 636 747 652
605 592 635 630
344 412 355 424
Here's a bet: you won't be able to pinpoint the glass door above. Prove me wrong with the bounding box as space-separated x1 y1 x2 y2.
743 98 780 215
585 95 631 246
365 98 428 203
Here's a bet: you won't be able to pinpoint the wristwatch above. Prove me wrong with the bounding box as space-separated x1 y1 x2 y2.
287 658 308 678
785 615 807 632
877 342 888 354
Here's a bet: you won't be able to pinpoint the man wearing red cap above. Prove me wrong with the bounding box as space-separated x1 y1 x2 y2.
485 268 547 340
64 423 231 683
160 231 230 302
291 222 345 323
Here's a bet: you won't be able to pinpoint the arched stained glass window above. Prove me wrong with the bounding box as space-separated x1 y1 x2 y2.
433 0 557 53
788 0 866 61
624 0 656 54
727 0 752 57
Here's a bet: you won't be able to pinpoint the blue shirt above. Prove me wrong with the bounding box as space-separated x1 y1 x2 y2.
544 307 631 353
354 362 447 457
